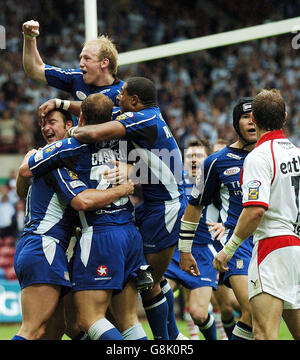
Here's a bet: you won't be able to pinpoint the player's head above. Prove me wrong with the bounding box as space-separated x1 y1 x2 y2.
80 35 118 84
252 89 286 131
41 109 73 144
80 93 114 126
232 97 256 148
184 138 210 178
117 77 157 112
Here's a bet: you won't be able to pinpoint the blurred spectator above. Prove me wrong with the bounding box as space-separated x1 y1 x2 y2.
0 185 15 238
12 199 25 244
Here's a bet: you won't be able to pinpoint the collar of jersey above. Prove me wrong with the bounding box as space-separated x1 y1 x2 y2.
255 129 286 147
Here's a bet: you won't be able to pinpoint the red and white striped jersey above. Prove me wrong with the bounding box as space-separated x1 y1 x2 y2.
241 130 300 243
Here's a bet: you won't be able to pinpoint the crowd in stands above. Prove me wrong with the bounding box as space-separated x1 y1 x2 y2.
1 0 300 280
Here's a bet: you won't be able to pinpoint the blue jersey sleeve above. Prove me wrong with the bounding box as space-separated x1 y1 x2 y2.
44 64 82 93
28 138 87 178
188 155 220 207
45 167 88 204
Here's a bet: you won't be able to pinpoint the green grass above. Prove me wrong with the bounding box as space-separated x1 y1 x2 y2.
0 319 293 340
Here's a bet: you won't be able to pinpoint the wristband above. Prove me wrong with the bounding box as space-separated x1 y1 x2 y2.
223 233 244 257
178 219 198 253
55 99 70 111
67 126 77 138
22 32 38 40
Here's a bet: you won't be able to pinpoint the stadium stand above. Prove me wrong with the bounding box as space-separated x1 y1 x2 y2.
1 0 300 280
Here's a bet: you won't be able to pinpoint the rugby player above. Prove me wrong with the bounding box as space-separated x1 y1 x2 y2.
179 97 257 340
214 89 300 340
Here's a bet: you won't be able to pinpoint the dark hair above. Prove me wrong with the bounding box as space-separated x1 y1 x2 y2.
45 108 73 125
126 77 157 107
187 137 211 155
252 89 286 131
81 93 114 125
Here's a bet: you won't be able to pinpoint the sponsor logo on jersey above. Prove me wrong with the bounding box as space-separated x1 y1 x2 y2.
247 180 261 200
34 150 43 162
68 170 79 180
45 145 55 153
76 90 87 100
69 180 85 189
97 265 108 277
226 153 242 160
224 167 240 176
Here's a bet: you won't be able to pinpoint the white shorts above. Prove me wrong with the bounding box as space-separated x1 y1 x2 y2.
248 235 300 309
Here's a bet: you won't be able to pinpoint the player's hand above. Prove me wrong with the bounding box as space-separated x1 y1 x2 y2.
103 160 132 184
213 250 231 272
207 221 225 240
118 180 134 196
39 99 56 123
179 252 200 276
22 20 40 37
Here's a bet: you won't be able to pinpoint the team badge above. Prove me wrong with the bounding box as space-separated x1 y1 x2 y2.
68 170 79 180
76 90 87 100
56 141 62 148
97 265 108 277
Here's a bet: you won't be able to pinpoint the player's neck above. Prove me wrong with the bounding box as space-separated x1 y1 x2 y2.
230 140 256 152
93 73 115 87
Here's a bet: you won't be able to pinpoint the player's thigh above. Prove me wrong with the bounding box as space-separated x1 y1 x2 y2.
283 309 300 339
214 284 240 315
110 280 139 332
21 284 61 326
250 292 283 339
229 275 250 311
188 287 212 317
145 245 176 283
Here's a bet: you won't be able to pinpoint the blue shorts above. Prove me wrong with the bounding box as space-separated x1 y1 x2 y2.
71 223 143 292
14 233 71 290
164 245 218 290
137 196 187 254
222 229 254 287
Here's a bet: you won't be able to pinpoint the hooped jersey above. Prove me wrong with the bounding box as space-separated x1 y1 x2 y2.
114 106 185 204
189 145 251 233
23 167 86 250
183 171 220 245
28 138 134 229
242 130 300 243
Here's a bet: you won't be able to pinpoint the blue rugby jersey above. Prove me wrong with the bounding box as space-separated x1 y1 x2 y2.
23 167 86 251
44 65 124 104
189 146 252 233
28 138 134 229
114 106 185 203
183 171 219 246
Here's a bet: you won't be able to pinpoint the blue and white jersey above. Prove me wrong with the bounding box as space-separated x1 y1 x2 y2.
28 138 134 229
44 65 124 104
183 171 219 246
189 146 251 232
115 106 185 204
23 167 86 251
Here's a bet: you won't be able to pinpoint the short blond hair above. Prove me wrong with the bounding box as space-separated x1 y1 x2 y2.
84 35 118 76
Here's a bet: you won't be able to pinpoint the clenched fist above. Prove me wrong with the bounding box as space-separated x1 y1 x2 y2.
22 20 40 37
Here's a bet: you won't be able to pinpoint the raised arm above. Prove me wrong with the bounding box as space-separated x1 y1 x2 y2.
39 99 83 119
22 20 46 83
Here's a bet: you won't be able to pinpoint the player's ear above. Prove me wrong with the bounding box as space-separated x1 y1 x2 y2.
100 58 109 70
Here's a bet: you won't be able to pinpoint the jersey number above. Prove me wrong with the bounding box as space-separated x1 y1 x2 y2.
90 165 128 207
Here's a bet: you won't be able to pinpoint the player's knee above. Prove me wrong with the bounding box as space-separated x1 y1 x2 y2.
189 306 208 324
